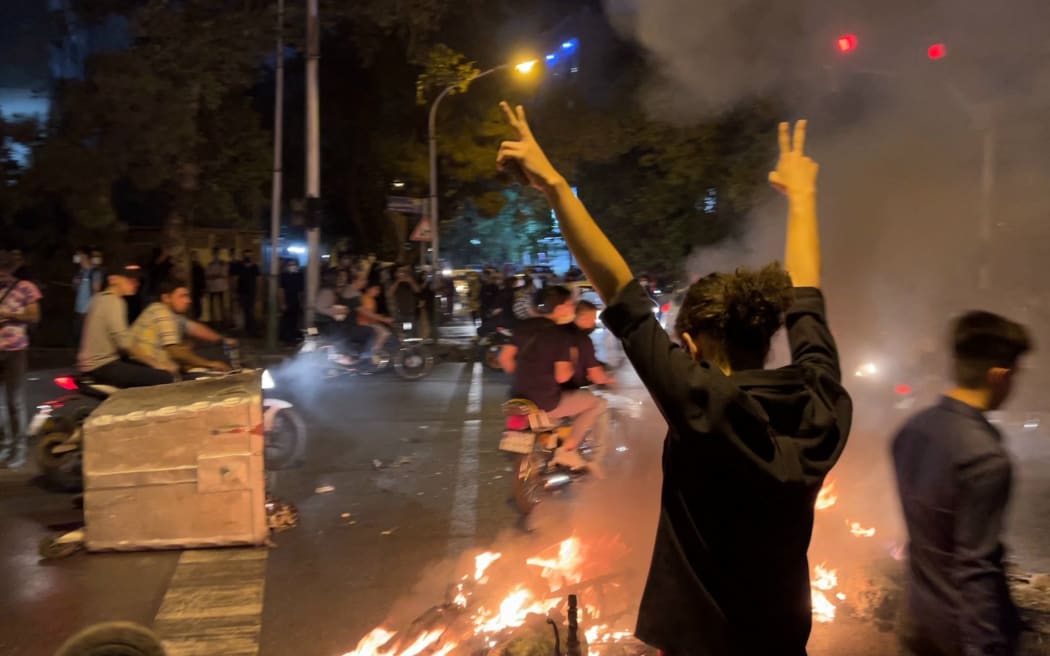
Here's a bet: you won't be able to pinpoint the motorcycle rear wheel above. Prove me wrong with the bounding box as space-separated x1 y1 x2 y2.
512 451 546 515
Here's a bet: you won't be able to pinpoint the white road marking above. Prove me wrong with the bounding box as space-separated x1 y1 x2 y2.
466 361 483 415
448 363 484 555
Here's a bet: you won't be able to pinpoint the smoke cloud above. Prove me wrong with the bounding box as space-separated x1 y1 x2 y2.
603 0 1050 586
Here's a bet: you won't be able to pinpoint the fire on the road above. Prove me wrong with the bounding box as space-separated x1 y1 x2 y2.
342 535 634 656
346 479 885 654
809 477 879 624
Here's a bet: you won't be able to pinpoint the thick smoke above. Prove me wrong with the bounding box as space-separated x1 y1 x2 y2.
603 0 1050 581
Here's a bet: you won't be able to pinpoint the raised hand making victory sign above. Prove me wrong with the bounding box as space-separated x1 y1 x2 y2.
495 102 850 656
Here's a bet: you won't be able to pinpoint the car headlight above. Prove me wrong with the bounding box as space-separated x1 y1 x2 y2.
261 369 275 390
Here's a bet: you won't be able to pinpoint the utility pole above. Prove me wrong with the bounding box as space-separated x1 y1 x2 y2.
304 0 321 327
266 0 285 350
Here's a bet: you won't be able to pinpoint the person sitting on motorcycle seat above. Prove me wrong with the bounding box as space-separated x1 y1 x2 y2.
130 278 234 375
77 264 177 388
499 285 607 471
316 272 374 361
357 282 395 356
563 300 616 390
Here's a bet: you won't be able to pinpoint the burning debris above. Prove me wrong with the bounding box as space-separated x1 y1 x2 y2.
342 474 1049 655
342 536 645 656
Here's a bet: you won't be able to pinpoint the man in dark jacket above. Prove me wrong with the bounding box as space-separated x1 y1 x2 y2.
893 311 1032 656
496 103 851 654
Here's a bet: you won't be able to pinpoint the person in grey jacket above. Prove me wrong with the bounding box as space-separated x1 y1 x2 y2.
77 264 175 388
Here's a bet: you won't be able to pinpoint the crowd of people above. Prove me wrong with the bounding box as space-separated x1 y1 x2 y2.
0 95 1037 656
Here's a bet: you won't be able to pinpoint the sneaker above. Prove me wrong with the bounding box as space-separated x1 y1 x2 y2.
551 447 589 471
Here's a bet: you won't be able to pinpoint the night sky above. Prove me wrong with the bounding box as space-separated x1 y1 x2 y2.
0 2 51 90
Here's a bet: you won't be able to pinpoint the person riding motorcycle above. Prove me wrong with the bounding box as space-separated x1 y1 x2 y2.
129 278 234 375
77 264 177 388
563 300 616 390
499 285 607 471
358 282 395 356
316 272 375 362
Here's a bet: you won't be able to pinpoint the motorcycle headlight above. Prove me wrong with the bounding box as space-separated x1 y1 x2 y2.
261 369 275 390
402 322 413 331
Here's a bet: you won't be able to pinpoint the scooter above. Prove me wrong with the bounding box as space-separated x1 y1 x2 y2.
32 366 306 492
299 320 434 381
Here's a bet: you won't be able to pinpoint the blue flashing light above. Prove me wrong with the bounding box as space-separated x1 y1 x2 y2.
562 40 575 50
546 53 556 62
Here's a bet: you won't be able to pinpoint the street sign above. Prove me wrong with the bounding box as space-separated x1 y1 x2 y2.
387 196 427 214
409 216 432 242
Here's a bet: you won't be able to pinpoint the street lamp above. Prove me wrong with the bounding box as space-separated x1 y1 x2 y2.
427 58 538 279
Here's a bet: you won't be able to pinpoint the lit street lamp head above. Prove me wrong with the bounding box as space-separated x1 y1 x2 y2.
515 60 538 74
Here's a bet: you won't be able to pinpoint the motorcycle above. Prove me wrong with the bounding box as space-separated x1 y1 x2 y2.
497 389 639 515
299 319 434 381
32 365 306 492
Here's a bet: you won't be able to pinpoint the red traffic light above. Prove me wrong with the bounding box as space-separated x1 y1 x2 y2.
836 34 858 53
927 43 947 60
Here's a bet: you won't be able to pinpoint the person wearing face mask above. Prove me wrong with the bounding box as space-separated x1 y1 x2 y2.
498 285 607 471
73 247 105 343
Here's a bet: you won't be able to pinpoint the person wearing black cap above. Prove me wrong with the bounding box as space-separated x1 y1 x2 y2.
77 263 176 388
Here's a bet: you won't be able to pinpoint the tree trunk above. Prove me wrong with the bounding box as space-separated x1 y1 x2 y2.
164 161 199 282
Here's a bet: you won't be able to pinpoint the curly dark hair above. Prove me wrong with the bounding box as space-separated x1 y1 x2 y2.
674 263 794 370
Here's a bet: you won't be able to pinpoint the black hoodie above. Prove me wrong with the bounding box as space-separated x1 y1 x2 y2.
601 280 852 656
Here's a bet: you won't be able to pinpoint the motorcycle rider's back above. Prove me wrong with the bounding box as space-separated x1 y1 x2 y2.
505 300 605 471
78 291 174 388
508 317 565 409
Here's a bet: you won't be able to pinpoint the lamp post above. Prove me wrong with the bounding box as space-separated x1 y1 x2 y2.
427 60 537 277
266 0 285 351
304 0 321 327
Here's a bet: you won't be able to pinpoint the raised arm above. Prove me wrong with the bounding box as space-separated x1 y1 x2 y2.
496 102 634 304
769 120 821 289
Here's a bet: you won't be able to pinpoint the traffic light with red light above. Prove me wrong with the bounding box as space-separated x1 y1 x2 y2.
836 34 858 53
927 43 947 60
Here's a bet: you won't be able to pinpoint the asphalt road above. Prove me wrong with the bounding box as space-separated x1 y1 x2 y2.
0 355 1047 656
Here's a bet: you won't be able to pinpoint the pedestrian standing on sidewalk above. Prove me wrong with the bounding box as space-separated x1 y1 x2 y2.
893 312 1032 656
205 247 228 326
190 250 206 320
0 250 43 469
279 258 304 345
496 104 852 655
236 249 260 336
73 246 104 342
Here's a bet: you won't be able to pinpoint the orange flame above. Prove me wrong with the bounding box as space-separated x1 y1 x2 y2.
846 520 876 537
474 551 502 581
342 627 397 656
810 563 839 623
815 480 838 510
472 585 561 633
525 535 584 591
